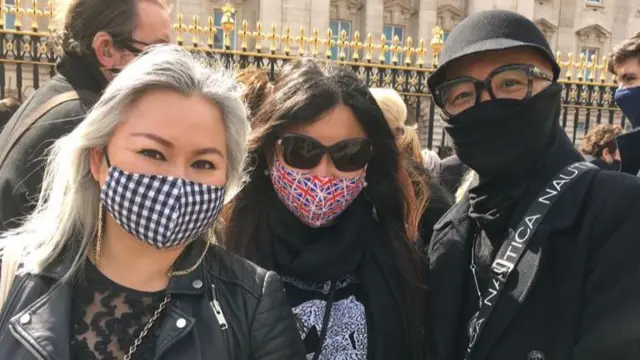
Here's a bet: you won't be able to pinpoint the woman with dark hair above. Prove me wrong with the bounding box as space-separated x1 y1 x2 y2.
225 59 427 360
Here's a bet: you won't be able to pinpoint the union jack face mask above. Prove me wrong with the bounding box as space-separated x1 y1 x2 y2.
269 160 367 227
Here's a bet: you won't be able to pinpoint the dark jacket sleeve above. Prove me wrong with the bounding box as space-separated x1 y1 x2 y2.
420 178 453 249
251 270 306 360
573 172 640 360
439 155 469 196
0 102 86 232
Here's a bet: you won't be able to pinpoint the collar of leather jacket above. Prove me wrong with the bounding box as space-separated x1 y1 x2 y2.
38 237 221 296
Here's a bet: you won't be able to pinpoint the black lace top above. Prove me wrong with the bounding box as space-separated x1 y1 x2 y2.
70 261 167 360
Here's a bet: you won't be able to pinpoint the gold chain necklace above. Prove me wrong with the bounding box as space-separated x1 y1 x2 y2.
94 206 211 359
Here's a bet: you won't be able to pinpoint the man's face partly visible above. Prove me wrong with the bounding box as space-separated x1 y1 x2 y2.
114 1 173 69
614 57 640 89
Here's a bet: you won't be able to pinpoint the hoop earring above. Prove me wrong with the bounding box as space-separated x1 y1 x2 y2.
95 203 104 267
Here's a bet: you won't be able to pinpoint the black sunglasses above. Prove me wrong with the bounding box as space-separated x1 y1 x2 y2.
276 133 373 172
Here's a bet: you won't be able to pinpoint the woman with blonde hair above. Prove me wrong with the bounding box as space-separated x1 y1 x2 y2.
0 45 304 360
369 87 452 246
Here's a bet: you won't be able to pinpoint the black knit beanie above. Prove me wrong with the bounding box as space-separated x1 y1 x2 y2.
427 10 560 95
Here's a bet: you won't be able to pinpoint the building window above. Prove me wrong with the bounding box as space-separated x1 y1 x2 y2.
580 47 599 79
329 20 351 60
383 25 404 64
443 31 451 43
213 9 236 49
585 0 601 4
5 0 15 29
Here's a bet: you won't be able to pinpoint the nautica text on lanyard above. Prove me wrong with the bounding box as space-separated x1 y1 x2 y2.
465 161 597 359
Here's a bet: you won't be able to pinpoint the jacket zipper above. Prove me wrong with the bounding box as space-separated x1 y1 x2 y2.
211 284 228 330
9 323 48 360
0 276 26 330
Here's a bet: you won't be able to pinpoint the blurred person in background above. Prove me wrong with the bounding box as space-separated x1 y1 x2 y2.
235 68 273 124
610 30 640 128
0 0 172 232
421 147 442 177
370 87 452 246
608 31 640 176
0 97 21 133
580 123 623 171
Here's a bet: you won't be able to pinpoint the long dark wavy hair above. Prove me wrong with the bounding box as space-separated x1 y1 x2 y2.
224 58 425 354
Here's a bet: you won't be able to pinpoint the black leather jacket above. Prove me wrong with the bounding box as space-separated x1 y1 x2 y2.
0 241 306 360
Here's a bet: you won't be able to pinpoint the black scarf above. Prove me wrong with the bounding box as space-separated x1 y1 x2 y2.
55 52 109 95
255 196 422 360
468 128 583 240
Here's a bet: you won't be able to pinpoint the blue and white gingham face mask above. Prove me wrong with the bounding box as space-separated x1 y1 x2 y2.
100 157 225 249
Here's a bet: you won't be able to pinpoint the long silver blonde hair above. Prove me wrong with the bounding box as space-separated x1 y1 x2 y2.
0 44 250 279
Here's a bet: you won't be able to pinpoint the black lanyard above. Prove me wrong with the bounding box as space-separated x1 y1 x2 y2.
465 161 597 359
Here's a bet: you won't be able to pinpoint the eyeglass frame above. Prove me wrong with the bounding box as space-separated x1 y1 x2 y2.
433 64 554 117
113 37 155 55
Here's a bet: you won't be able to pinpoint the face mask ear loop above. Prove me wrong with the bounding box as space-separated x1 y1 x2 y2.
103 148 112 168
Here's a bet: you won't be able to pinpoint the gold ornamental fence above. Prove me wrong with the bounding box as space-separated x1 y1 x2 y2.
0 1 626 153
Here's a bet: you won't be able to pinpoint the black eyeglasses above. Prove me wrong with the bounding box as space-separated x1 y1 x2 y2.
276 133 373 172
115 38 155 55
434 64 554 117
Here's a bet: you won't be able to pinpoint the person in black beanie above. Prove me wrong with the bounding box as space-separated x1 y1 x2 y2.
426 10 640 360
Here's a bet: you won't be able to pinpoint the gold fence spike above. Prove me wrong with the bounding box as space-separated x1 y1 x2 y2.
416 38 426 67
403 37 414 66
309 27 320 57
390 35 401 65
45 0 54 32
564 52 574 79
323 28 334 59
575 52 586 80
27 0 42 31
377 34 388 63
0 0 8 28
10 0 25 30
337 29 348 61
188 15 202 47
282 25 292 55
238 20 249 51
220 3 235 49
253 21 265 52
555 51 563 77
173 14 188 45
204 16 216 49
268 24 279 54
296 26 306 56
430 26 444 68
350 31 362 62
587 54 596 82
364 32 374 62
599 55 609 83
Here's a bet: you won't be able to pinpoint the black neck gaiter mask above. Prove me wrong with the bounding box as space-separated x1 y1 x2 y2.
446 84 582 239
445 83 562 181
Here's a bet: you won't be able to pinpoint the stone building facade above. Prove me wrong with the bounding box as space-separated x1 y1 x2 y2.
172 0 640 71
168 0 637 149
1 0 635 149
